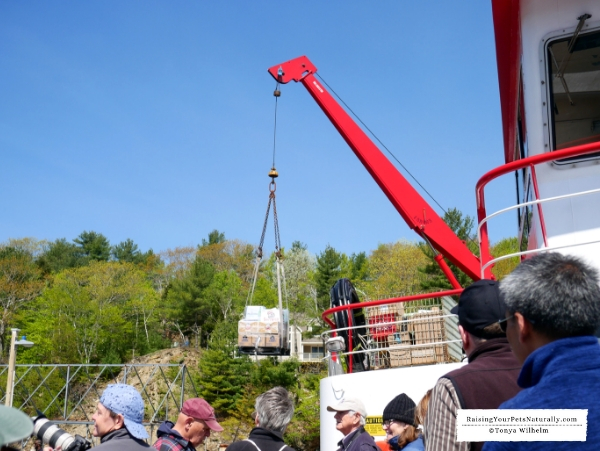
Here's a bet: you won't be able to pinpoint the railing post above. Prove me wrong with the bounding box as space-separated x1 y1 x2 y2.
529 165 549 247
347 306 354 373
180 365 186 409
64 365 70 419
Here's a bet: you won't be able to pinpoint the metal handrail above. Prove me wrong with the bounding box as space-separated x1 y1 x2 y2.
475 140 600 278
322 292 462 373
477 186 600 277
481 238 600 275
321 288 463 327
322 289 462 373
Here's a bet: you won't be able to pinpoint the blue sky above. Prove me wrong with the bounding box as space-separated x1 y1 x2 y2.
0 1 514 257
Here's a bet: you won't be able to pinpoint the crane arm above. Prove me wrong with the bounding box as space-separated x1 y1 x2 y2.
268 56 483 281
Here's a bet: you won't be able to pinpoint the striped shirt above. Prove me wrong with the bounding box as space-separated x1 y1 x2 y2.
423 378 469 451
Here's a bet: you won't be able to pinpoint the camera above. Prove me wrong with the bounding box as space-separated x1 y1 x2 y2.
33 412 91 451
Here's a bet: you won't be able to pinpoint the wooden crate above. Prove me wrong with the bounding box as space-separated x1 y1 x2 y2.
411 308 444 345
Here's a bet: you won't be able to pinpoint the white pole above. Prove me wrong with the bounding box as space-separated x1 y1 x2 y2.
275 258 284 349
5 328 19 407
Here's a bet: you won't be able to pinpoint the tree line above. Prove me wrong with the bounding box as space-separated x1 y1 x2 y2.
0 208 518 365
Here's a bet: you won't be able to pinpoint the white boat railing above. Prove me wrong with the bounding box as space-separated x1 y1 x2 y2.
477 185 600 278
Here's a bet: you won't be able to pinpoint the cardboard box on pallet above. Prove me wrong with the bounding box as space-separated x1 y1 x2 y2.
238 333 258 347
389 348 412 367
261 333 281 348
243 306 265 321
368 303 405 318
387 331 412 346
257 321 280 333
238 320 259 334
411 346 438 365
239 333 282 348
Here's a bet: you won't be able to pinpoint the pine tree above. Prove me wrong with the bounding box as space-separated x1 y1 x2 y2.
198 321 251 416
418 208 478 291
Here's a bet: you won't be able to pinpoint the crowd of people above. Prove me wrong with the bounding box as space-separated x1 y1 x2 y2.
2 252 599 451
328 252 600 451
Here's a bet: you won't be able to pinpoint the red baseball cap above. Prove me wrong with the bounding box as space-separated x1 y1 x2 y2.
181 398 224 432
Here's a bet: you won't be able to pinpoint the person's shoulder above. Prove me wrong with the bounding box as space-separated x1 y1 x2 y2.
357 441 378 451
429 376 459 403
434 376 456 389
226 441 254 451
401 436 423 451
498 385 543 410
153 435 184 451
482 440 514 451
95 437 150 451
356 431 378 450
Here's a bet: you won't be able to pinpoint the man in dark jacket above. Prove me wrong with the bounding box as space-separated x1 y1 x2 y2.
327 397 378 451
154 398 223 451
226 387 294 451
90 384 151 451
424 280 521 451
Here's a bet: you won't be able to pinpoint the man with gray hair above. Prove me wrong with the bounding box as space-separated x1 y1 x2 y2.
327 397 378 451
483 252 600 451
226 386 295 451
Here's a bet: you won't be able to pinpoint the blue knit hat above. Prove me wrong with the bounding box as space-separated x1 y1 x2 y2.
100 384 148 440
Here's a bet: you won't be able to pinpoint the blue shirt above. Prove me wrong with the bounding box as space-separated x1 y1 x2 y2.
482 336 600 451
401 435 423 451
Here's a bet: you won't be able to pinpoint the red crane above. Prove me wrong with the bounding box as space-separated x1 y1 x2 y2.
268 56 483 283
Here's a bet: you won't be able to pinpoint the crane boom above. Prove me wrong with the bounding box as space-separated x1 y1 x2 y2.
268 56 483 281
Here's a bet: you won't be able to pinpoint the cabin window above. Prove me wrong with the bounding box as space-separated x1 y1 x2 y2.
547 28 600 159
518 175 533 252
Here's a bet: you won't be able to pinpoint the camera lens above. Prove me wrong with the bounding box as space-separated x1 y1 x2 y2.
33 415 75 451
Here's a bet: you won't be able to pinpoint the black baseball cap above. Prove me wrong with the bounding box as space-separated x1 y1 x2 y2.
451 279 506 337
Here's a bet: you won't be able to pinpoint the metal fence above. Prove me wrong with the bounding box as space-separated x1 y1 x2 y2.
0 363 199 445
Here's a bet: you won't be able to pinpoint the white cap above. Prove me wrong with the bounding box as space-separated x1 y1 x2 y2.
326 397 367 417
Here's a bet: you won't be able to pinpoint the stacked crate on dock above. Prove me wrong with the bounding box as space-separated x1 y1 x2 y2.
387 332 412 367
410 307 447 364
381 305 413 368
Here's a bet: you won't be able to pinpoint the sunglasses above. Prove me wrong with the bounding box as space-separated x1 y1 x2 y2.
498 315 514 332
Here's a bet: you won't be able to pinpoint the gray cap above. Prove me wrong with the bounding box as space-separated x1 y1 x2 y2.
326 397 367 417
0 405 34 446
